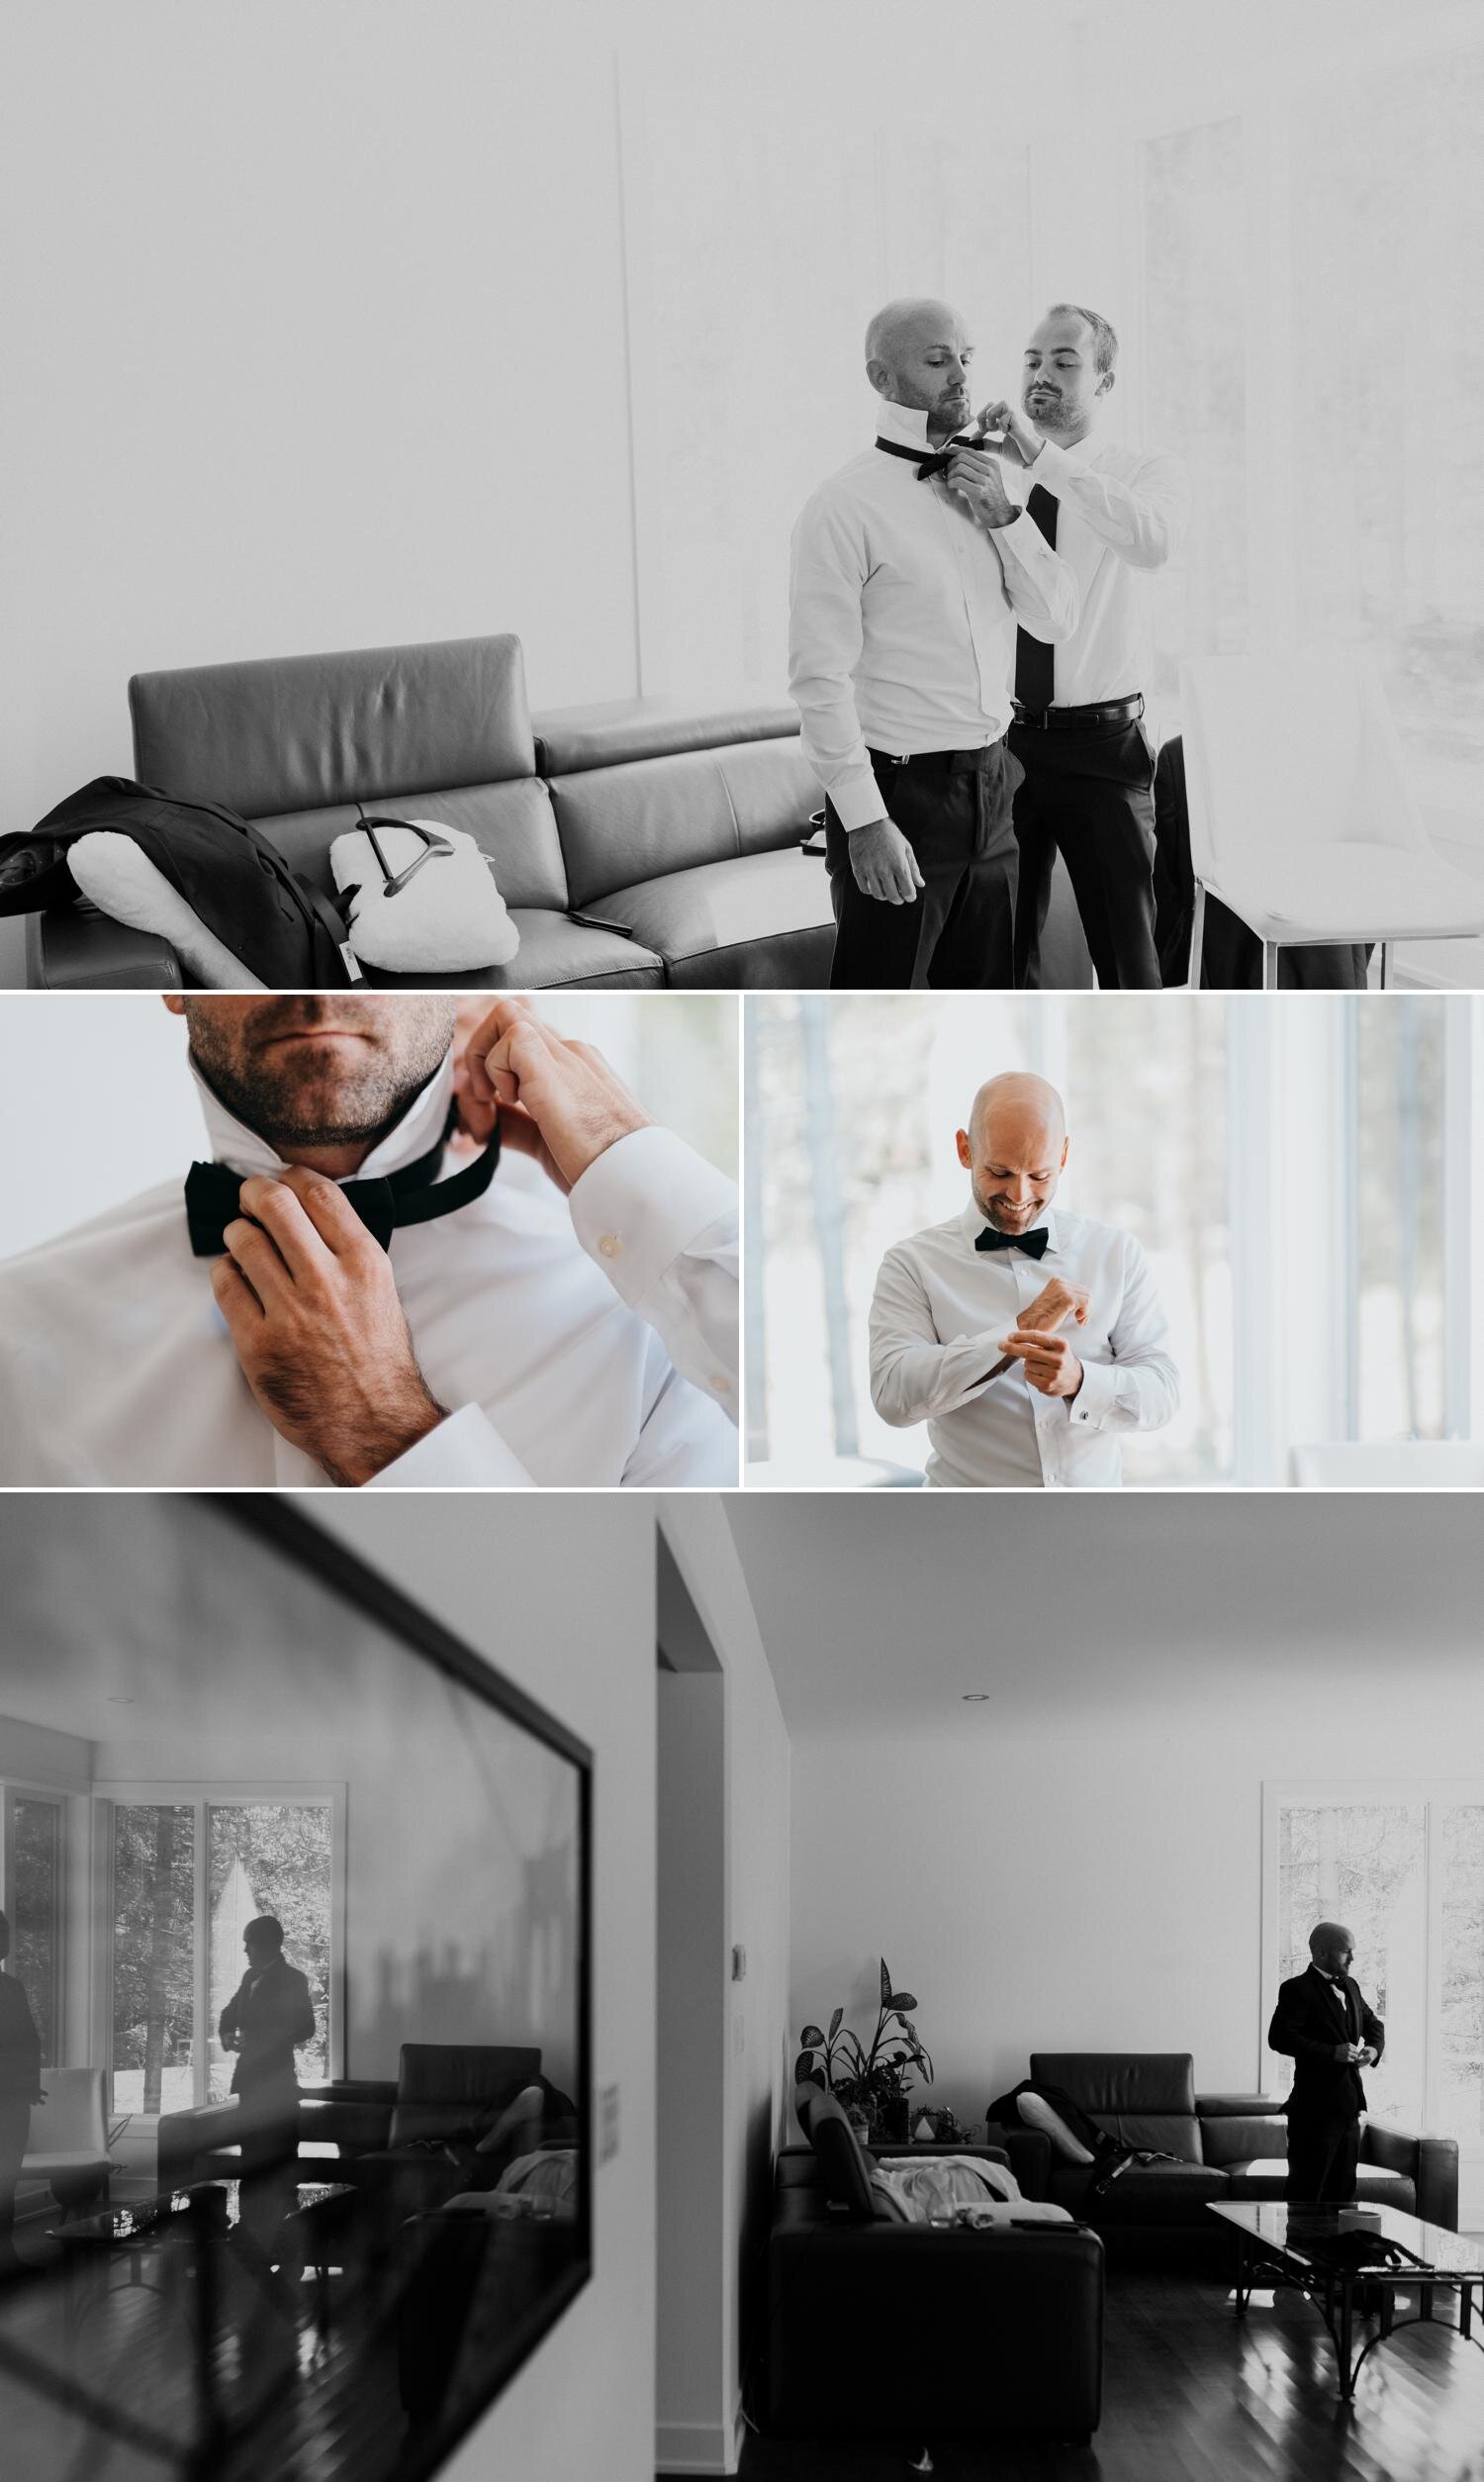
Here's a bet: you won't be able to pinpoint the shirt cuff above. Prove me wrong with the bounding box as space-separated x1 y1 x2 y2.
837 775 889 832
366 1401 534 1487
1022 435 1086 497
570 1126 738 1308
1067 1356 1118 1428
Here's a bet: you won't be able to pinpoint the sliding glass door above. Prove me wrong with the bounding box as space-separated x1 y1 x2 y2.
106 1786 342 2115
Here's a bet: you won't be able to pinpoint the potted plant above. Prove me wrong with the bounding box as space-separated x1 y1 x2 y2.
795 1957 935 2145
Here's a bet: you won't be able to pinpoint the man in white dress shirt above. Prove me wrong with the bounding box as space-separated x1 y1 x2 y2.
869 1071 1177 1487
0 995 739 1488
789 298 1079 989
974 304 1189 991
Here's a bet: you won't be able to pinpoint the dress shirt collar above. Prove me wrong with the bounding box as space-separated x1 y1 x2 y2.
874 398 935 452
958 1199 1060 1254
192 1052 456 1184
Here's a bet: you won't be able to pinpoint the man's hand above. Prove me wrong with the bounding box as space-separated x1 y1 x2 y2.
211 1167 447 1486
1335 2043 1364 2064
847 815 925 907
944 447 1017 529
974 398 1044 469
463 998 653 1193
1017 1276 1090 1335
997 1326 1084 1399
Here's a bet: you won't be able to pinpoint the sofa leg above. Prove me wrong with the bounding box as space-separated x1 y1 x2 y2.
906 2452 934 2475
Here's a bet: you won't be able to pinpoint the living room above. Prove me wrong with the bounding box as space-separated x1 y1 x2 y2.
3 1491 1480 2478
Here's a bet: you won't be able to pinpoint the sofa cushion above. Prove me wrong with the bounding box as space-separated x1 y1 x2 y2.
1201 2115 1288 2168
1058 2162 1229 2227
1031 2053 1197 2119
1224 2159 1415 2212
130 633 536 816
534 695 800 775
551 739 821 907
388 2044 543 2149
256 777 571 914
584 847 834 972
794 2086 878 2223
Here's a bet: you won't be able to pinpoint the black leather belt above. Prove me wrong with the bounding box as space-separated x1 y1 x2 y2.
868 744 1004 775
1011 693 1144 732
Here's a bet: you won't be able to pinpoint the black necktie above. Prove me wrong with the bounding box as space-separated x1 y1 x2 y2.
875 430 984 482
1013 484 1059 710
975 1226 1049 1259
185 1103 500 1258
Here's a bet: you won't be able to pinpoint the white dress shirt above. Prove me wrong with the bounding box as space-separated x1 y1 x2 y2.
869 1200 1178 1488
0 1061 740 1489
788 399 1081 831
1007 433 1189 707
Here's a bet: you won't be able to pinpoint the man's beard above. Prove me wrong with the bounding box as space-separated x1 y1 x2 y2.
974 1187 1044 1230
1024 387 1071 434
186 998 455 1150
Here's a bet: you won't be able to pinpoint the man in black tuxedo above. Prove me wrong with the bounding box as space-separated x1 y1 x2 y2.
218 1914 316 2192
0 1910 44 2258
1268 1921 1384 2205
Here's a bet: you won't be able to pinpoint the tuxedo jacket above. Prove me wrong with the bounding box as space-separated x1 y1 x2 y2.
1268 1965 1384 2123
0 1972 42 2109
218 1957 316 2097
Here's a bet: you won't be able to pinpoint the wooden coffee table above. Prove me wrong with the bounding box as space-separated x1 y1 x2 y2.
1209 2199 1484 2401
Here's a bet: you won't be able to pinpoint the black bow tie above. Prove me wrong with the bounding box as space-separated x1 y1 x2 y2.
185 1103 500 1258
975 1225 1050 1259
876 429 988 481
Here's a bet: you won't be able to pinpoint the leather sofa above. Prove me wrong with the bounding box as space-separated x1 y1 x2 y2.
157 2077 398 2190
23 633 834 991
766 2135 1103 2444
990 2053 1458 2263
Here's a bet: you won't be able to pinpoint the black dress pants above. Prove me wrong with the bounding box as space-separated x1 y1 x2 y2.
0 2100 31 2243
824 740 1021 990
1010 716 1161 990
1285 2117 1361 2206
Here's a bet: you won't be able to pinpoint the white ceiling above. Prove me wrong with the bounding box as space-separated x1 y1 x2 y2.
724 1495 1484 1736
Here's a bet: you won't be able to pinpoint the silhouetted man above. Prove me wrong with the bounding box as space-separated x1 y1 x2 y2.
0 1910 43 2264
1269 1921 1384 2205
219 1915 316 2193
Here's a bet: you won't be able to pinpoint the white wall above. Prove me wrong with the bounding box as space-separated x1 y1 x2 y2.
789 1650 1484 2143
306 1491 658 2482
0 0 641 988
658 1497 789 2476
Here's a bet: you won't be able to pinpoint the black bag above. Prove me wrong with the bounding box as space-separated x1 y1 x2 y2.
0 776 362 987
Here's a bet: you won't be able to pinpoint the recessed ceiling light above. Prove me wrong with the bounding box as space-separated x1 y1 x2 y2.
962 1693 990 1703
106 1695 136 1705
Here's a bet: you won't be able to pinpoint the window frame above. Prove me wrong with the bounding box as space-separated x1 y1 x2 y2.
96 1780 347 2115
1261 1776 1484 2176
0 1780 68 2067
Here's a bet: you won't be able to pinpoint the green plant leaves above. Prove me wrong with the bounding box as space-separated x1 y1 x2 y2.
798 2024 825 2050
888 1991 917 2013
828 2006 843 2040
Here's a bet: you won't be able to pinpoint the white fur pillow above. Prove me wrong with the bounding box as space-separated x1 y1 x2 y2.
329 818 520 973
68 832 262 988
1016 2092 1097 2162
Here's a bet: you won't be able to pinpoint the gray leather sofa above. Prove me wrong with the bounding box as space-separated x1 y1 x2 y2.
23 633 834 991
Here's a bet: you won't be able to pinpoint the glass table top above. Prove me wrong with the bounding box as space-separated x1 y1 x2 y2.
54 2179 356 2247
1209 2199 1484 2277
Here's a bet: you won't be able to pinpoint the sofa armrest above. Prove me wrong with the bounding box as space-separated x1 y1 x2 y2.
982 2122 1053 2200
27 905 183 991
1362 2121 1459 2229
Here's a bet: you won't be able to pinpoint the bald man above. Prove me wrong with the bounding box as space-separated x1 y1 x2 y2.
1269 1924 1385 2207
869 1072 1177 1485
789 299 1078 989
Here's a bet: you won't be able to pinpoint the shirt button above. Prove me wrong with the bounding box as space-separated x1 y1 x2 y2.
598 1233 623 1260
712 1373 731 1394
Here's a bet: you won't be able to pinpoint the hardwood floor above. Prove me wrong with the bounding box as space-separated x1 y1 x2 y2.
696 2268 1484 2482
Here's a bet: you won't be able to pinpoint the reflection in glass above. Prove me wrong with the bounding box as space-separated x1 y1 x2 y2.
1275 1800 1428 2131
1440 1807 1484 2145
0 1495 590 2482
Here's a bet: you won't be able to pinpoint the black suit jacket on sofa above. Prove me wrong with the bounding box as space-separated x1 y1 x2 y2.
1268 1966 1384 2123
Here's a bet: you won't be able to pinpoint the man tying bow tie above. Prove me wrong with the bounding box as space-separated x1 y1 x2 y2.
0 995 739 1488
869 1070 1177 1486
788 297 1079 989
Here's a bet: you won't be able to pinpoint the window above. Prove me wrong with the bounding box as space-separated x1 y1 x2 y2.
1348 999 1447 1440
107 1788 342 2115
746 992 1234 1484
2 1789 64 2067
1266 1785 1484 2148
